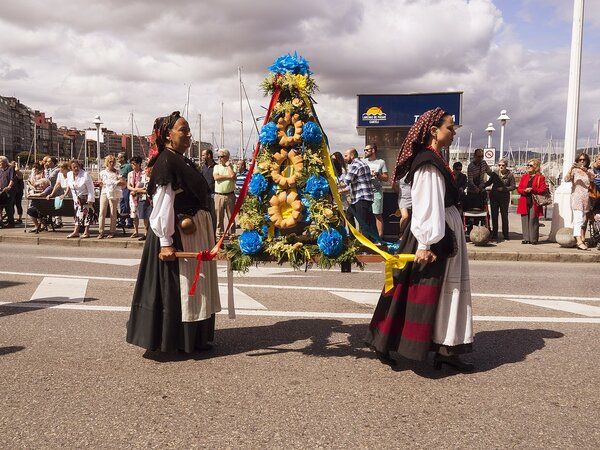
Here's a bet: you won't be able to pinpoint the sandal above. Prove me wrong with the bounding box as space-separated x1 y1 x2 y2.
577 243 589 251
67 233 79 239
130 233 139 239
81 234 90 239
106 234 114 239
97 234 105 239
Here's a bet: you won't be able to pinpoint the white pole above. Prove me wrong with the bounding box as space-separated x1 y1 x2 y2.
239 66 244 161
487 133 492 149
499 122 505 162
96 125 101 179
198 113 202 160
130 112 134 159
70 139 73 160
33 123 37 163
550 0 585 240
220 102 224 148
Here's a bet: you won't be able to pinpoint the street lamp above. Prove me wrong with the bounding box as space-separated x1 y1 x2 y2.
485 123 495 149
92 115 103 178
497 109 510 161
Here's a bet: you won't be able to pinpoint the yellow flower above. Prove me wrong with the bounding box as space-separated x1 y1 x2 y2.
294 74 307 91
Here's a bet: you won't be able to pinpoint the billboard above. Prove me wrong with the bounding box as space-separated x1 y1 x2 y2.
357 92 463 128
85 129 105 143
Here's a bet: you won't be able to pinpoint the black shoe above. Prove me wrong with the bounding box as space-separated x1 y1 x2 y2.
490 234 498 240
521 240 530 244
503 235 510 240
376 351 397 366
433 354 474 372
4 223 15 228
531 242 537 245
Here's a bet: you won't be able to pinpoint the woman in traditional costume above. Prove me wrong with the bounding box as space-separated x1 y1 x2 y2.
126 112 220 353
365 107 474 372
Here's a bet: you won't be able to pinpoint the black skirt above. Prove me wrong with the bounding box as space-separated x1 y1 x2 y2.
126 227 215 353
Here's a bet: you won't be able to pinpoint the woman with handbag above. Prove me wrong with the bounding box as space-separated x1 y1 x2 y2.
489 159 516 240
98 155 124 239
565 152 594 250
66 159 96 239
516 159 546 245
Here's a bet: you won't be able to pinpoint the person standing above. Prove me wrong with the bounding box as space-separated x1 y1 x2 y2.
0 156 16 228
213 149 236 240
564 152 594 250
489 159 516 240
365 107 474 372
98 155 124 239
452 161 468 212
341 148 376 238
234 159 248 199
364 144 389 240
117 152 133 228
516 159 546 245
66 159 96 239
466 148 493 210
127 156 144 239
11 161 24 224
126 111 220 353
201 148 217 233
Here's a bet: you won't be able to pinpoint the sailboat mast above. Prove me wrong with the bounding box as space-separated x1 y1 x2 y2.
198 113 202 160
220 102 224 148
130 112 134 159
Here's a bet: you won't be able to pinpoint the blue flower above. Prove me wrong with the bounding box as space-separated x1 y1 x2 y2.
304 175 330 199
248 173 268 196
300 197 312 223
239 230 263 255
269 52 312 75
302 122 322 146
259 122 278 145
317 228 344 257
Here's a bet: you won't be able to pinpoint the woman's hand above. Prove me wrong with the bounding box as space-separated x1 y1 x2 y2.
524 187 532 193
159 246 177 261
414 249 437 265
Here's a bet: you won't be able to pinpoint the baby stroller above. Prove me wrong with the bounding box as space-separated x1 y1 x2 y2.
463 190 490 238
587 198 600 249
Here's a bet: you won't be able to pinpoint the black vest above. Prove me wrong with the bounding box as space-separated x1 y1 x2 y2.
406 149 458 208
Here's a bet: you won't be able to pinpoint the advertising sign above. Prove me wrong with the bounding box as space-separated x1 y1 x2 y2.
357 92 462 128
483 147 496 166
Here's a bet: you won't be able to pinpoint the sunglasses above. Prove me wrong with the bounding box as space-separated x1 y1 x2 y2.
498 164 506 167
577 159 586 162
527 164 534 167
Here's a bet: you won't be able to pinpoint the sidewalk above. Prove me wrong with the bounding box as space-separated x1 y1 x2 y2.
1 212 599 262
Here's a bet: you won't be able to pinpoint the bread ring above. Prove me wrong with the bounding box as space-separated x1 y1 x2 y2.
270 149 304 189
268 190 303 229
276 112 303 147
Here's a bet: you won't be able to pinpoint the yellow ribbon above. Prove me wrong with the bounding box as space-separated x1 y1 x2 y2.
301 95 414 292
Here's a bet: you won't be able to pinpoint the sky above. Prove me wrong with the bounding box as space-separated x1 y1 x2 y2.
1 0 599 158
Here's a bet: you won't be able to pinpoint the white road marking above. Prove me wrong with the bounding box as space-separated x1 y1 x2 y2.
1 301 600 323
330 291 380 306
218 286 266 310
216 266 317 278
502 299 600 317
30 277 88 303
39 257 141 267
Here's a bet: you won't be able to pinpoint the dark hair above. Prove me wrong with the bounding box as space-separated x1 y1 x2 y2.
148 111 182 167
474 148 484 157
50 157 58 165
371 144 378 153
130 156 142 165
331 151 346 177
204 149 213 158
453 161 462 170
575 152 590 168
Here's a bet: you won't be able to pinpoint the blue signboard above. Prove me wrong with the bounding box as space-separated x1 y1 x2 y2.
357 92 462 127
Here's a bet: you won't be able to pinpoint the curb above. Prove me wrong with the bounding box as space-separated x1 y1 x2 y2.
1 233 598 262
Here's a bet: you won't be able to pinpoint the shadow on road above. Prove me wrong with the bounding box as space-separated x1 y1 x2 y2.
143 321 565 379
0 346 25 356
0 280 26 289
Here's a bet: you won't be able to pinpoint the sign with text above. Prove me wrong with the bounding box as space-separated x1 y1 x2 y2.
357 92 463 128
483 147 496 165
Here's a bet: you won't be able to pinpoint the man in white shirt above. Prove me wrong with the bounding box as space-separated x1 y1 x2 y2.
364 144 389 240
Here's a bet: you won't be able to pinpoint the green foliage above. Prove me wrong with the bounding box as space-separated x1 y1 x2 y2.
238 196 267 231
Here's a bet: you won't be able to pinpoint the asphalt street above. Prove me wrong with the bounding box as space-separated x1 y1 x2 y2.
1 243 599 448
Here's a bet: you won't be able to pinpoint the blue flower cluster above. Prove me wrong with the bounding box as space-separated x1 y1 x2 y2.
300 197 312 223
301 122 322 146
268 52 312 75
248 173 268 196
239 230 263 255
259 122 278 145
304 175 329 199
317 228 344 257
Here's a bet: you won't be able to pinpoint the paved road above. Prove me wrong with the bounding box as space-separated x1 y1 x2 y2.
1 243 599 448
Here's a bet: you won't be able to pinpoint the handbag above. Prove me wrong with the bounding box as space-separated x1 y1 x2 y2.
54 197 63 210
589 183 600 200
532 176 552 207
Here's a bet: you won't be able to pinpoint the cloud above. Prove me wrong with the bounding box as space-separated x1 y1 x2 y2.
0 0 598 156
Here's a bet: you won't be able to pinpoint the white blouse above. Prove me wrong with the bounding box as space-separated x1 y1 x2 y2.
100 169 123 200
149 184 176 247
410 165 446 251
66 170 95 203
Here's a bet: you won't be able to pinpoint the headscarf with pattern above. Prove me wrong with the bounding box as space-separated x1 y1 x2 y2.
147 111 182 167
392 107 449 183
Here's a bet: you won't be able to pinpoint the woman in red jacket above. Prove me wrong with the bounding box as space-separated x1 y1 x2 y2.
516 159 546 245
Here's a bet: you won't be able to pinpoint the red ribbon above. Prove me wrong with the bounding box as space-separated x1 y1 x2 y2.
188 77 282 296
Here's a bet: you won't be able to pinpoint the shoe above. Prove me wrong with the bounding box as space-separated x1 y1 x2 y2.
81 233 90 239
521 240 530 244
67 233 79 239
4 223 15 228
106 234 114 239
490 234 498 240
577 243 589 251
375 351 397 366
503 236 510 241
138 235 146 241
97 234 105 239
433 353 474 372
15 219 23 224
531 242 537 245
130 233 139 238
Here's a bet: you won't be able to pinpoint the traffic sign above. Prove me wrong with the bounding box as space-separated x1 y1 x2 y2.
483 147 496 165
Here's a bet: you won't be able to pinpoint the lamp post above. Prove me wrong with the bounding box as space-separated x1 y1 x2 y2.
485 123 495 149
497 110 510 161
93 115 103 179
